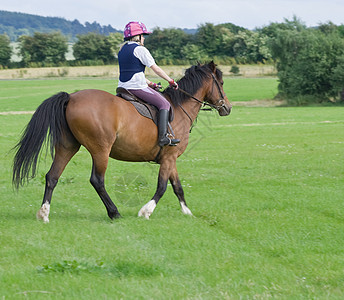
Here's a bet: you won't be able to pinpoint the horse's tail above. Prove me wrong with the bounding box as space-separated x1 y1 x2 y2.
12 92 71 189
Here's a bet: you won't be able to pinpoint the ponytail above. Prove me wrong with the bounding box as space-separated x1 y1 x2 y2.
119 35 143 51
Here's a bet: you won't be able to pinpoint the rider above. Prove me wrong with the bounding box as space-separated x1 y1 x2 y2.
118 21 180 147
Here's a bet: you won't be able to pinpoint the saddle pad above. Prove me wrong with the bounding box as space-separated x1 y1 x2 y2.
116 87 173 125
130 101 158 125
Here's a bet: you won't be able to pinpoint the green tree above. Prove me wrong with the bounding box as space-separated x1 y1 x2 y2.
220 22 248 34
107 32 123 59
0 34 12 66
145 28 192 64
181 43 208 63
269 22 344 103
195 23 221 57
217 27 236 57
259 16 306 38
73 33 113 63
193 23 270 64
318 21 340 35
330 55 344 101
19 32 67 65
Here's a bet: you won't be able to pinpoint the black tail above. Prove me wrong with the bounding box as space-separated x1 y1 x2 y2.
12 92 71 189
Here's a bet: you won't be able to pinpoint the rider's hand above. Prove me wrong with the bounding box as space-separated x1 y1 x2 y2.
169 79 178 90
148 82 162 91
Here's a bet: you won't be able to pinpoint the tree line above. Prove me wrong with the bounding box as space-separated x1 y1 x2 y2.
0 10 120 42
0 17 343 103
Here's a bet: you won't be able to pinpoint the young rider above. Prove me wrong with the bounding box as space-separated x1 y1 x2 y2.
118 21 180 147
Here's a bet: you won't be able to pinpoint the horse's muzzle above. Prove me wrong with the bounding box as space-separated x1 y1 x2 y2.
219 103 232 116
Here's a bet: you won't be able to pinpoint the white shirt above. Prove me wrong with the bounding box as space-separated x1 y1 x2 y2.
118 42 156 90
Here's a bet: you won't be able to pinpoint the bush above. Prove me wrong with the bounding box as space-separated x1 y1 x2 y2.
230 65 240 75
18 32 68 66
270 27 344 104
73 33 113 64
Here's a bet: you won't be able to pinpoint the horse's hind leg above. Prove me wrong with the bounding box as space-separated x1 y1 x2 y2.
37 142 80 223
90 154 121 219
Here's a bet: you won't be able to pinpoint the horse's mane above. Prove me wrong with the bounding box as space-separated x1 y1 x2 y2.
163 62 223 107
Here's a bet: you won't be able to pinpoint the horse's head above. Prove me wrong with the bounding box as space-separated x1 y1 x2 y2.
204 61 232 116
164 62 232 116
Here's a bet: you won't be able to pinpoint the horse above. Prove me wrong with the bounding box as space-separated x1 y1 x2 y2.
12 61 232 222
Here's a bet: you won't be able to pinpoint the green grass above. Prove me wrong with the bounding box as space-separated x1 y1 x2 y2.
0 77 279 112
226 77 278 101
0 79 116 112
1 79 344 299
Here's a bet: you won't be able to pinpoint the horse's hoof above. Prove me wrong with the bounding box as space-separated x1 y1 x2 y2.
109 211 122 219
180 202 193 215
36 203 50 223
138 200 156 219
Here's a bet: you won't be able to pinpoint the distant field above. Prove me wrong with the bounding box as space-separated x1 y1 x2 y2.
0 64 276 80
0 77 278 113
227 77 278 102
1 78 343 298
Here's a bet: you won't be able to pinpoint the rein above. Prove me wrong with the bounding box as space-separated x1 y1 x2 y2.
177 73 226 131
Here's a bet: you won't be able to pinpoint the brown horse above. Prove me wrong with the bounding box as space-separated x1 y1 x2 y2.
12 62 231 222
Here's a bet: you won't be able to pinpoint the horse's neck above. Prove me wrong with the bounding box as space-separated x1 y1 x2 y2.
183 89 206 120
181 99 202 122
173 90 204 136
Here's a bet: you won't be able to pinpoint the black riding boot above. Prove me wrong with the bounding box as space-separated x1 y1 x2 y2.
158 109 180 146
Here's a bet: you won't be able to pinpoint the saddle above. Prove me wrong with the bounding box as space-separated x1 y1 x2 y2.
116 87 174 126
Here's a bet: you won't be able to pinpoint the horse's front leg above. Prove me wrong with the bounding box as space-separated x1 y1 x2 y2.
138 158 172 219
169 166 193 216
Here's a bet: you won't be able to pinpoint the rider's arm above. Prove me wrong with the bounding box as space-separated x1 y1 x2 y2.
150 64 173 83
150 64 178 89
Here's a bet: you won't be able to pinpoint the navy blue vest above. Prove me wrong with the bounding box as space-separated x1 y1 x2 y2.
118 43 146 82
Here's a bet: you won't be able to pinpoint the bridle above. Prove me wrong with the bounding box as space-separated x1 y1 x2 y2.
177 73 227 130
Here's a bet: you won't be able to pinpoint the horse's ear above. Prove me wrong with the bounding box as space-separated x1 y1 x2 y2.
208 61 217 73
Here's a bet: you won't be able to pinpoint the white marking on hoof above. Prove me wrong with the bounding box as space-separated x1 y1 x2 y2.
138 200 156 219
36 203 50 223
181 202 193 215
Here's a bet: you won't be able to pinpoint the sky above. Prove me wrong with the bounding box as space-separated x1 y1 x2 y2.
2 0 343 30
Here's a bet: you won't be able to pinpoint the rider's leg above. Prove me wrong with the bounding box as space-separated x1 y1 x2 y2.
129 87 180 146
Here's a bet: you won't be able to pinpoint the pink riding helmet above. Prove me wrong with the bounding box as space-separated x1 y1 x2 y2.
123 21 152 40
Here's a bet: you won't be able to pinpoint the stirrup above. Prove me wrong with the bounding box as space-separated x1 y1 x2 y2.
159 135 180 147
168 138 180 146
166 133 180 146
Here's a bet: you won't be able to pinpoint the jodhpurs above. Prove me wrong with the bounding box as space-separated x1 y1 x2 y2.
129 87 170 110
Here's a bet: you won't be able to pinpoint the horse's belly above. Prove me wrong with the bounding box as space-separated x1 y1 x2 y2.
109 138 160 162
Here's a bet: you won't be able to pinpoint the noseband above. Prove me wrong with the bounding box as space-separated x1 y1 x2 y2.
208 73 226 111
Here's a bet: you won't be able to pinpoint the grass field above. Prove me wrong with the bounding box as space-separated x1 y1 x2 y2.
0 77 278 113
1 78 344 299
0 64 276 80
